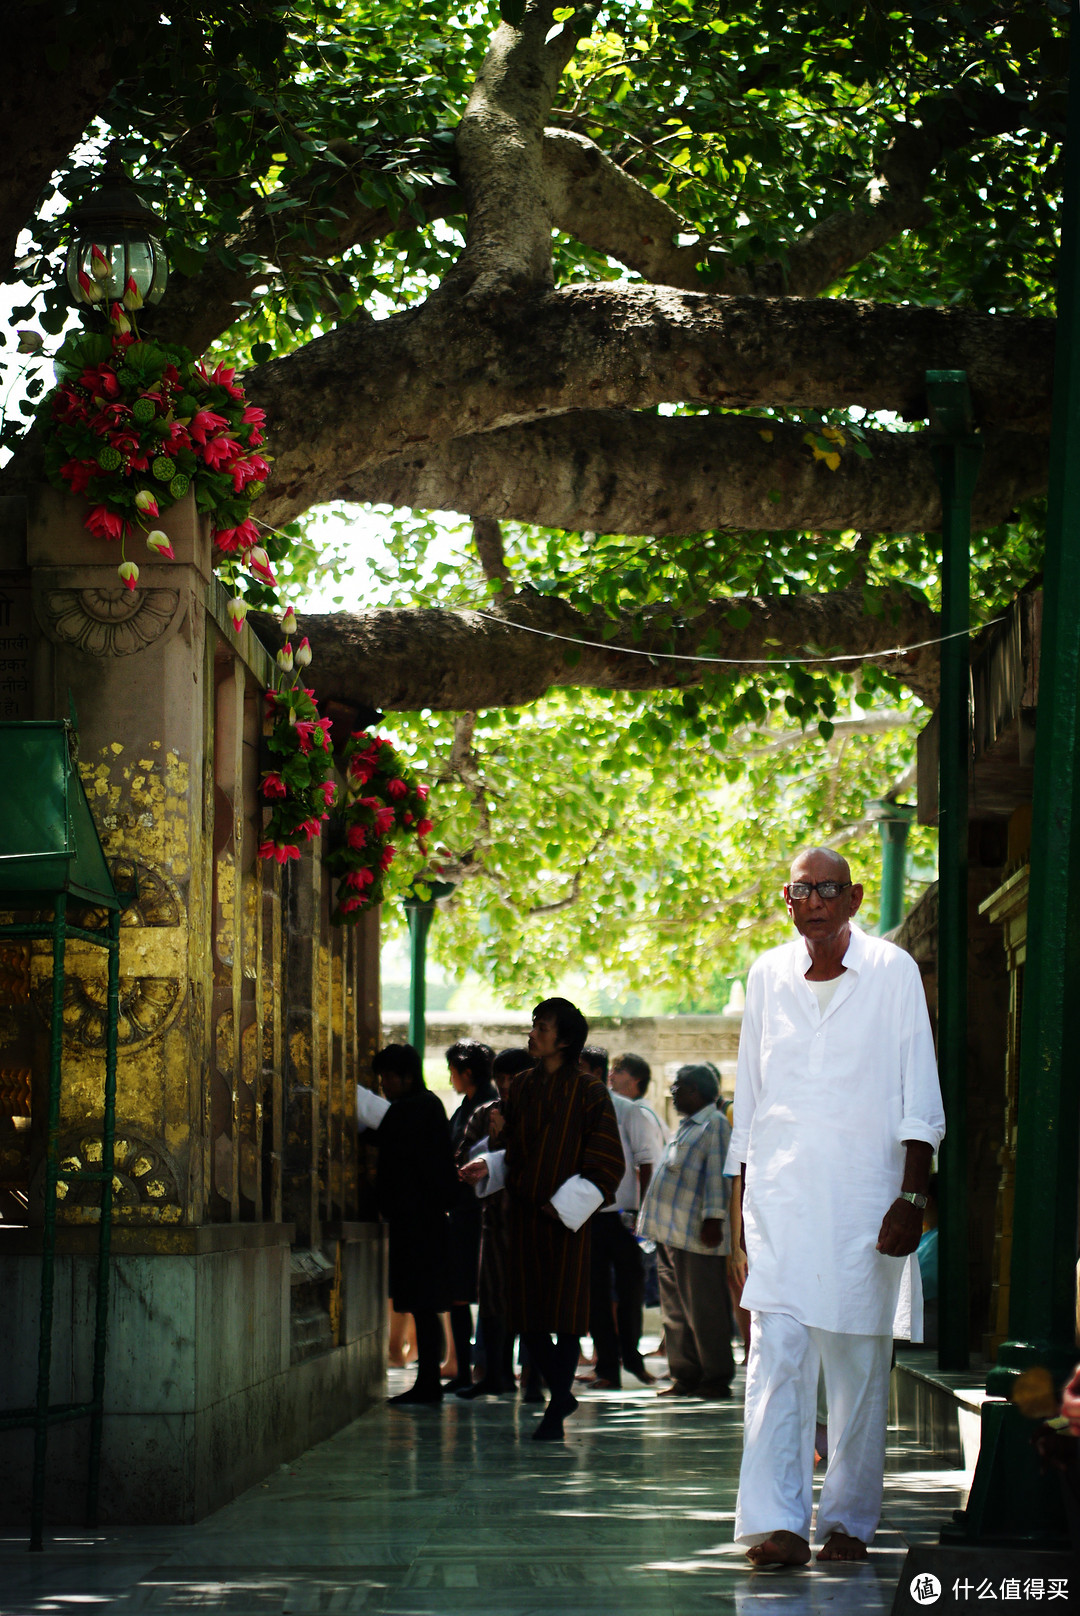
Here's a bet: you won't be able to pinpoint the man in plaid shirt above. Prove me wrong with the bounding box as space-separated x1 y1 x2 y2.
637 1063 734 1399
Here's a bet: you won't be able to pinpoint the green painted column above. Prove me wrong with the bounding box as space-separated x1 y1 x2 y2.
405 899 436 1057
927 371 982 1375
943 0 1080 1548
403 880 456 1058
870 800 915 935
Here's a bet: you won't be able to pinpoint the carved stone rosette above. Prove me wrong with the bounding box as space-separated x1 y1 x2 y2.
35 587 182 657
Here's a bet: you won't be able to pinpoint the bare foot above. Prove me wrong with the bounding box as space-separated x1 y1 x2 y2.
746 1531 811 1567
817 1533 868 1562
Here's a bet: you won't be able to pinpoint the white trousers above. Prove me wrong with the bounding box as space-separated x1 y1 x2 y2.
735 1311 892 1547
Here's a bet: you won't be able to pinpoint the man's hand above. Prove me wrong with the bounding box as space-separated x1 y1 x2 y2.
700 1217 723 1249
489 1109 505 1140
876 1197 923 1257
459 1159 489 1185
540 1201 561 1221
727 1251 748 1291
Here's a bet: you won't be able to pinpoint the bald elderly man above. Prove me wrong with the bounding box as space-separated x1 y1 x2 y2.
727 848 944 1567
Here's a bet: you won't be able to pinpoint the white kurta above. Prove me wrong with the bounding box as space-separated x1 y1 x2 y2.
727 922 945 1337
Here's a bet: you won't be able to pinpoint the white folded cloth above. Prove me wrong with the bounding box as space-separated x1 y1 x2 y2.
549 1175 604 1231
474 1150 507 1196
355 1086 390 1131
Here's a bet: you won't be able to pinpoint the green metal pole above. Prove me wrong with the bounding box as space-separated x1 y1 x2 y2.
86 910 120 1527
30 893 67 1553
871 801 915 935
406 901 435 1058
945 0 1080 1551
927 372 982 1375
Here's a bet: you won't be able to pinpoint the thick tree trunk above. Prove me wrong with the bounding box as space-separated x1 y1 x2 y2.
247 287 1053 528
341 413 1047 536
260 582 941 715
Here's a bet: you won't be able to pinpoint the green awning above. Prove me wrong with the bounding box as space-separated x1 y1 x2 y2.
0 721 120 910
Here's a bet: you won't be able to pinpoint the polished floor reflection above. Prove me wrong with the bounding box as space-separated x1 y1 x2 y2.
0 1359 969 1615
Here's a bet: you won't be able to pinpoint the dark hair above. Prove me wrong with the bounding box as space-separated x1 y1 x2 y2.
612 1052 651 1097
446 1040 495 1088
581 1044 609 1079
372 1042 424 1089
533 997 589 1072
674 1062 719 1104
493 1047 533 1080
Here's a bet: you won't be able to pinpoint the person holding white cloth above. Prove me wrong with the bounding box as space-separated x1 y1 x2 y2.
460 998 624 1442
727 847 945 1566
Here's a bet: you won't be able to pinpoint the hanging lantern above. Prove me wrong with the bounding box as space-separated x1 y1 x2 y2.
64 157 169 314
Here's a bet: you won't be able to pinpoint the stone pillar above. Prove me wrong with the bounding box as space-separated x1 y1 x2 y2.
0 488 386 1526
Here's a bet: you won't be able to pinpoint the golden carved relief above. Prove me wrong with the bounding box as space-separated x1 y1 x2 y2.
31 1126 181 1222
37 587 181 658
34 971 185 1051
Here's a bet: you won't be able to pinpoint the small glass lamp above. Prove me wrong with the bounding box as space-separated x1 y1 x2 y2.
64 158 169 313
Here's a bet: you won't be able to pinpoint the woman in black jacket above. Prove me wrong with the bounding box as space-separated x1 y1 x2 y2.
442 1040 497 1389
371 1043 457 1405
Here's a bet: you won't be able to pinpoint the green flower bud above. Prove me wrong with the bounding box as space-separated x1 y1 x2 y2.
132 397 156 424
116 367 139 389
168 473 190 499
97 445 122 472
152 456 175 482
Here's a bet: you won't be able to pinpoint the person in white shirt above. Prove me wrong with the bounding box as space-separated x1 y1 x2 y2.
610 1053 669 1158
579 1046 663 1388
727 847 944 1568
637 1063 734 1398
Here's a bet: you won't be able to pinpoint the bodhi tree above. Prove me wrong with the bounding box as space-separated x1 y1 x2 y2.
0 0 1063 995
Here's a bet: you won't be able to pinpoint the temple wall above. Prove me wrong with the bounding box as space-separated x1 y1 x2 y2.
0 490 386 1525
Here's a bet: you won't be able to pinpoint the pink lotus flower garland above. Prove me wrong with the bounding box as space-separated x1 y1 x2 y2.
258 675 337 864
327 731 433 920
40 318 279 607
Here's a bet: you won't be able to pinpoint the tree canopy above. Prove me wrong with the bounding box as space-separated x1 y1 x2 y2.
0 0 1063 1000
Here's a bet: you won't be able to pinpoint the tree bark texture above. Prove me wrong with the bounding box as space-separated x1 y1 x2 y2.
257 583 940 715
448 3 581 301
341 413 1047 537
247 286 1053 528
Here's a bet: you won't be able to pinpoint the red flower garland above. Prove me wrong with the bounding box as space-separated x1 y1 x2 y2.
40 321 278 611
258 682 337 862
327 731 432 920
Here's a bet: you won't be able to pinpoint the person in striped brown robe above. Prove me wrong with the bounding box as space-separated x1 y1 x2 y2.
463 998 625 1440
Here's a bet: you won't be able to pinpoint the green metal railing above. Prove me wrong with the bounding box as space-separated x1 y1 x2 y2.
0 721 123 1551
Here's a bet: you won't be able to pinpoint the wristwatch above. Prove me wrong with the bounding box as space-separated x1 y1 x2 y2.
899 1190 928 1210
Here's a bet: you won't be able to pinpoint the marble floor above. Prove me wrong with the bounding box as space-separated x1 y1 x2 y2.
0 1356 970 1616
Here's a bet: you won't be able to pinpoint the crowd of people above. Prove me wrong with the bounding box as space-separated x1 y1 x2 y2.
357 846 948 1565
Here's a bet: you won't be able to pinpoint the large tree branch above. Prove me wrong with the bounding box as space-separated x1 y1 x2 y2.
340 412 1047 537
545 89 1042 299
237 286 1051 527
263 582 941 715
447 2 586 302
144 85 1041 360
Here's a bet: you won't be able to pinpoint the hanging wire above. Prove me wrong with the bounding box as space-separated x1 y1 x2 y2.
250 518 999 668
466 609 1005 667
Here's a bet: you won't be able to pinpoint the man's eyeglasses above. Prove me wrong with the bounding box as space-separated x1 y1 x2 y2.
784 880 852 902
